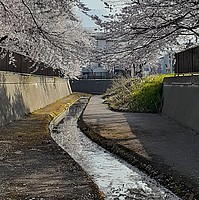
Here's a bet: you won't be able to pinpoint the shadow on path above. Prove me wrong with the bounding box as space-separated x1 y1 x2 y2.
0 94 102 199
80 95 199 200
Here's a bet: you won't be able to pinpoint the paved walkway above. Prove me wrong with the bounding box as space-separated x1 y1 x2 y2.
0 94 102 200
82 95 199 199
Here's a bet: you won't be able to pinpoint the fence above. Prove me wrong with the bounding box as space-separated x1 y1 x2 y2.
175 45 199 74
0 49 60 76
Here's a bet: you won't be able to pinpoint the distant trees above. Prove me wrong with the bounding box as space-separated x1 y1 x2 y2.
0 0 94 77
101 0 199 67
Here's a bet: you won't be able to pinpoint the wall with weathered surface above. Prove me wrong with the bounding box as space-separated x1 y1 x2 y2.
162 76 199 132
0 71 71 126
70 79 113 94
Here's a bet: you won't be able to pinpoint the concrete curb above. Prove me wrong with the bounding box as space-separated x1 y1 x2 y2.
49 107 69 128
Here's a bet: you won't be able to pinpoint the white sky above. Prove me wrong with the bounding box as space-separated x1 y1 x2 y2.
76 0 128 29
82 0 106 9
76 0 110 28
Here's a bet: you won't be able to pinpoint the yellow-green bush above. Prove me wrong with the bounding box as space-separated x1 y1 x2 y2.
130 75 169 112
103 74 173 113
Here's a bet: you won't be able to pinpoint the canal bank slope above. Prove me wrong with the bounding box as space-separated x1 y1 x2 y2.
0 93 103 200
79 95 199 200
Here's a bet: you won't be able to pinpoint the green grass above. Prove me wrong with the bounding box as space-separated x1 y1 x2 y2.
103 74 173 113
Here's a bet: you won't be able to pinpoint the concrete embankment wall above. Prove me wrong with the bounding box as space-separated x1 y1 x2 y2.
70 79 113 94
0 71 71 126
162 76 199 132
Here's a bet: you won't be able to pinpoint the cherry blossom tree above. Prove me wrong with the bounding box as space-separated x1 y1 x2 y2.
0 0 94 77
99 0 199 68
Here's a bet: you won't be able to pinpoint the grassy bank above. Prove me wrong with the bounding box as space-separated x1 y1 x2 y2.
103 74 173 113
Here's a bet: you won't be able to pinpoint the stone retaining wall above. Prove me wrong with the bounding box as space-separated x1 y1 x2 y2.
162 76 199 133
0 71 71 126
70 79 113 94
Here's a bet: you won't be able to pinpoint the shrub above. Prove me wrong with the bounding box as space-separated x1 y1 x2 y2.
129 75 168 113
103 76 133 111
103 74 173 113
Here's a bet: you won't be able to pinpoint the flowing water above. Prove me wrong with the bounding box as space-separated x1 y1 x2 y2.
51 98 180 200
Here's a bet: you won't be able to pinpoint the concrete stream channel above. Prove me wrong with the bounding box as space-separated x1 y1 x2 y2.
50 97 181 200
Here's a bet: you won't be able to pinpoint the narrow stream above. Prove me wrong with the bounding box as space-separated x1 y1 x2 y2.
51 98 180 200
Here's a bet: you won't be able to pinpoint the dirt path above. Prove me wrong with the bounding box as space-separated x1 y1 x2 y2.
0 94 103 200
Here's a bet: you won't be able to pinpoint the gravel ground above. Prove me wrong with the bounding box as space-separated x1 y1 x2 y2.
0 94 103 200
